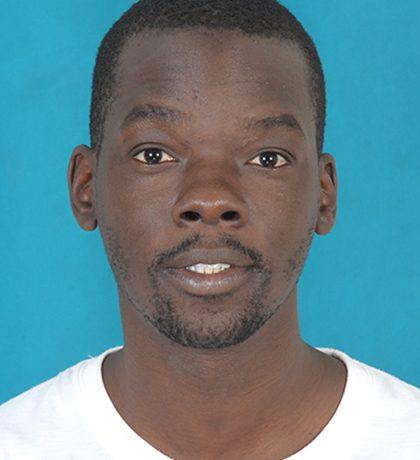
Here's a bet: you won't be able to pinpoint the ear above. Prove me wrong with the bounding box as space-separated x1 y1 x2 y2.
315 153 338 235
67 144 97 231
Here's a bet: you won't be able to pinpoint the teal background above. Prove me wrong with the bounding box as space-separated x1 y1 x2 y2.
1 0 419 403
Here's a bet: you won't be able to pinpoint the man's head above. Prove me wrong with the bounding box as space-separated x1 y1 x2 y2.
68 0 337 350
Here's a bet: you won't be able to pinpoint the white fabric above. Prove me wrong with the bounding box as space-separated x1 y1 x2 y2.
1 345 419 459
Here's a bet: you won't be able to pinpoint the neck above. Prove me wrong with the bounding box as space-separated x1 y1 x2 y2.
102 286 346 458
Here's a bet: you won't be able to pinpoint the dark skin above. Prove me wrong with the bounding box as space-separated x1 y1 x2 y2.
68 29 346 459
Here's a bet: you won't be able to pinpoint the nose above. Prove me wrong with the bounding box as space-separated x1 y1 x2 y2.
172 176 249 229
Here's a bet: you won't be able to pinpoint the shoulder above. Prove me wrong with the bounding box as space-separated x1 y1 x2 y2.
360 357 420 419
329 347 419 409
0 354 100 457
319 347 420 457
0 359 82 423
353 355 420 456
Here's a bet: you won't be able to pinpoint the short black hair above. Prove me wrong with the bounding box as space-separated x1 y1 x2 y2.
90 0 326 154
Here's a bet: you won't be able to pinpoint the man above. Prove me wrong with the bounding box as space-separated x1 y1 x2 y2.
1 0 419 458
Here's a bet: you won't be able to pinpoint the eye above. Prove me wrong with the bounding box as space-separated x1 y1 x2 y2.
247 151 289 169
132 147 176 165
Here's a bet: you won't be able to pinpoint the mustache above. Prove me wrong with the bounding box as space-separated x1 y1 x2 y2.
152 232 265 271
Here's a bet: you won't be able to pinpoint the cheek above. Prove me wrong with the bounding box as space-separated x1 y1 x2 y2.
252 168 317 231
96 162 175 278
250 169 318 281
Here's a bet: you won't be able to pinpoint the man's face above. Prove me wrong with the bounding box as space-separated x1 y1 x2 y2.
84 29 335 349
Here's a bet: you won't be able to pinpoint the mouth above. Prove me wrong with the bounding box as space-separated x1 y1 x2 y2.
163 265 256 297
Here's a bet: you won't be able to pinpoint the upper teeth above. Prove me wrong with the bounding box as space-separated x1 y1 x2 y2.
186 263 231 274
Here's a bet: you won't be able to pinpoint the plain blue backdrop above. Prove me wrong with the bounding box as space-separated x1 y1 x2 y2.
1 0 419 403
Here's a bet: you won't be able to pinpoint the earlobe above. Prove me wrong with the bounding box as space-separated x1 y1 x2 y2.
67 144 98 231
315 153 338 235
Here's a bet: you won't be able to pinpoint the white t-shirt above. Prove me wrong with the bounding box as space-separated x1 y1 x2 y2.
1 346 419 459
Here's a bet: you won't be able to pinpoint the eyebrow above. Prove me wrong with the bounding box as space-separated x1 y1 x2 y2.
242 113 304 134
121 103 304 136
121 103 190 130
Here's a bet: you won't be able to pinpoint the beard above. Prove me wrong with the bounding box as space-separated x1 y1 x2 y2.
100 222 315 350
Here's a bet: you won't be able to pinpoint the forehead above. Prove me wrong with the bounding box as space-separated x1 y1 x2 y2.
108 28 315 145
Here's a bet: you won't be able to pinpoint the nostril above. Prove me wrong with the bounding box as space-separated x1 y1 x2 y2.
178 209 241 224
222 210 240 220
180 211 200 221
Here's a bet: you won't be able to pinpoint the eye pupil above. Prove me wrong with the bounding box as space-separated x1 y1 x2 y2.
144 148 163 164
260 152 278 168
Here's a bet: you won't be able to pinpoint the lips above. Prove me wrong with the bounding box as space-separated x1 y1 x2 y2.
165 247 254 269
164 265 255 296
